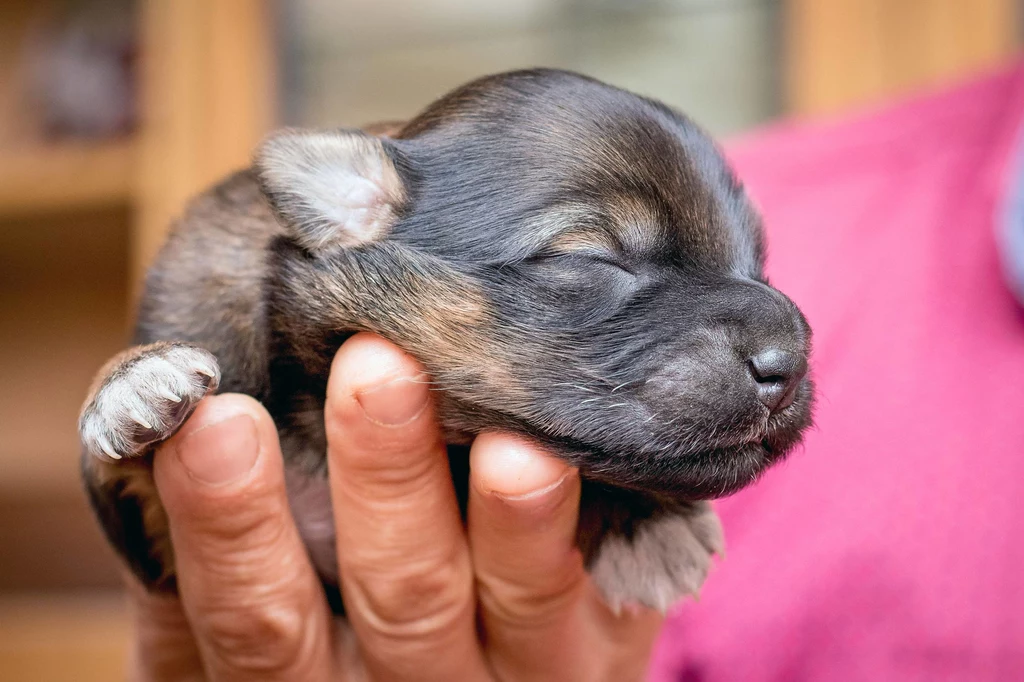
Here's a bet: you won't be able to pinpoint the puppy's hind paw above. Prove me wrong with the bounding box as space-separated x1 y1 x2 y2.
79 343 220 462
589 502 724 614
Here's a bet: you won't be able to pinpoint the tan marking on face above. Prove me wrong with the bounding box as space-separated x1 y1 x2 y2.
604 193 664 254
526 197 663 260
306 244 533 411
520 203 603 254
413 272 489 329
548 230 619 255
376 267 534 408
396 277 521 395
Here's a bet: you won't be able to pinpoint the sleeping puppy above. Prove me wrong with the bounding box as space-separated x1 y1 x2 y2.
79 69 813 613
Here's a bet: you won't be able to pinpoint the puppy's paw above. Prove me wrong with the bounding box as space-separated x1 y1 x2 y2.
589 502 724 613
80 343 220 462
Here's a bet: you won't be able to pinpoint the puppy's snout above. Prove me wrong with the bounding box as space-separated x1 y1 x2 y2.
747 348 807 413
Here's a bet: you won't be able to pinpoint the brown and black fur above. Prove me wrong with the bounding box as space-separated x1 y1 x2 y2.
80 69 813 612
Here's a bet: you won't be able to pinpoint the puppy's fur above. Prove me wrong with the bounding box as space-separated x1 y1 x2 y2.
80 69 813 612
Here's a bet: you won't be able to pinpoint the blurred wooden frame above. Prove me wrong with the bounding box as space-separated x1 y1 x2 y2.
0 0 277 591
135 0 277 291
0 0 276 291
786 0 1021 117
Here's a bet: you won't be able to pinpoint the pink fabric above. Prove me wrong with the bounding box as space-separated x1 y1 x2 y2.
649 66 1024 681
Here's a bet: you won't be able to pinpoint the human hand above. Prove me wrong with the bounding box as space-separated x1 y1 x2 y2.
127 332 664 681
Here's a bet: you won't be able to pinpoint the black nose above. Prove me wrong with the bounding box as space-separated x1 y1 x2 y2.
747 348 808 412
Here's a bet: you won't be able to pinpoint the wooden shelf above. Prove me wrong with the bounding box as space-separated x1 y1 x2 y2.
0 593 129 681
0 139 135 217
0 207 131 497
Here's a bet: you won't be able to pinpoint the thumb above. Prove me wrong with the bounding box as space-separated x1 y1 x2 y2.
153 394 334 682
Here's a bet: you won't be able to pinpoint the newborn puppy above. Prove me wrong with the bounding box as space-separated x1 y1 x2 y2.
79 69 813 613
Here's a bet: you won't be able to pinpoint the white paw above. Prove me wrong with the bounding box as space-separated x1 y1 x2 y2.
80 344 220 462
589 503 725 613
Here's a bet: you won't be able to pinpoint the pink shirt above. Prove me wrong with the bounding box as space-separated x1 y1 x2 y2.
650 65 1024 681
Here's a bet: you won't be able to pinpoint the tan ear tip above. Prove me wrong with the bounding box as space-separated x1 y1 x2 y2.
252 127 309 169
249 128 405 252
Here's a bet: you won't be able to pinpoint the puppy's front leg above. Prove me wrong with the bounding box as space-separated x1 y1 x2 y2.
79 342 221 591
578 482 725 613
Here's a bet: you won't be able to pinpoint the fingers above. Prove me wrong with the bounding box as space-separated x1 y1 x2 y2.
469 435 664 681
326 333 489 682
124 579 204 682
153 395 334 682
467 432 588 679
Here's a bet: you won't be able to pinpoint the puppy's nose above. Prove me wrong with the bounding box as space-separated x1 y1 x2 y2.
747 348 807 412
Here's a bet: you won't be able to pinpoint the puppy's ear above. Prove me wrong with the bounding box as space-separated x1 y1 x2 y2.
254 129 405 252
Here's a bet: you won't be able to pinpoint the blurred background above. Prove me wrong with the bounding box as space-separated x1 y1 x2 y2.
0 0 1019 678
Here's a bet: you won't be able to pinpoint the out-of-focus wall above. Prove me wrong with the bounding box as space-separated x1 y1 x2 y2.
287 0 783 136
286 0 1023 136
0 0 275 597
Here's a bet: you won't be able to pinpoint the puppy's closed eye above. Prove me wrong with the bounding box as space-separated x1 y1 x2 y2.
526 249 636 276
532 228 637 275
512 251 640 327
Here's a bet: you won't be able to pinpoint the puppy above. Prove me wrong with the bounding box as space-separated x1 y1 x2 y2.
79 69 813 613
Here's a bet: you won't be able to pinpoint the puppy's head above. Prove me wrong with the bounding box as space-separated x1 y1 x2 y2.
256 69 813 500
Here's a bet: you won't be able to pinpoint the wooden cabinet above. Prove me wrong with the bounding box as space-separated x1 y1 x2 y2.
785 0 1021 116
0 0 275 589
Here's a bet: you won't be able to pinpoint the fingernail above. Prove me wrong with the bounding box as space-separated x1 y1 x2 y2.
176 414 259 486
355 375 428 426
495 468 572 502
481 437 574 501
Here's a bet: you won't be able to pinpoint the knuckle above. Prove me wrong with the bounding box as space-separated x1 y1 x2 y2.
341 448 442 496
200 597 314 675
201 500 287 543
478 555 584 629
182 502 279 552
351 557 472 641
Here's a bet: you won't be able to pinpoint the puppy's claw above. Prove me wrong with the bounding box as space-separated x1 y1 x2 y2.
157 387 181 403
129 410 153 430
80 344 221 463
194 364 217 379
97 435 120 460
